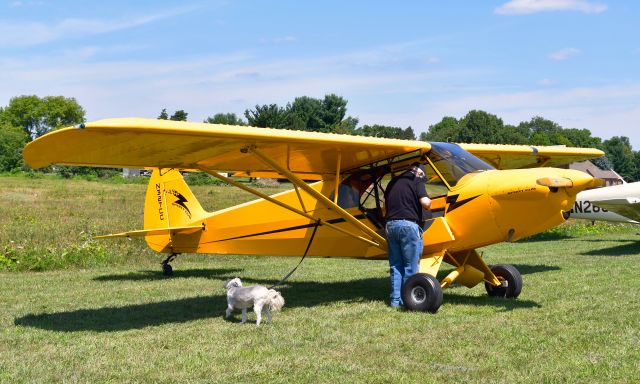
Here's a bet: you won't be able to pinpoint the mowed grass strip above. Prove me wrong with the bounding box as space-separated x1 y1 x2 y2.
1 176 640 383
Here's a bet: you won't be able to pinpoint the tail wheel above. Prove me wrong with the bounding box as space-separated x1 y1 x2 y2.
162 262 173 277
401 273 443 313
485 264 522 298
161 253 178 277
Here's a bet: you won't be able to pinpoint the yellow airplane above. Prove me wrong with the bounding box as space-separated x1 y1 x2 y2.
23 118 604 313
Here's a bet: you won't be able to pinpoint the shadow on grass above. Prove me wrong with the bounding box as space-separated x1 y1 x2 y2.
16 276 541 332
510 264 561 275
93 268 243 281
580 240 640 256
519 233 574 243
445 293 541 311
438 264 560 280
15 295 222 332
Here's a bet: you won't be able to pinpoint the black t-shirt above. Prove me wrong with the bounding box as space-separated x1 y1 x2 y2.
384 171 428 222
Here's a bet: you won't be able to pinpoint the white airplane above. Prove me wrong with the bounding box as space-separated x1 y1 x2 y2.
570 180 640 224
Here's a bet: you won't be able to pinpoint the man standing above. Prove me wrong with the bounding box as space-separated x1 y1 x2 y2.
384 162 431 308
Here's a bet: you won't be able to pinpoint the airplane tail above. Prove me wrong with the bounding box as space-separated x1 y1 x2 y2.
137 169 208 253
144 168 207 229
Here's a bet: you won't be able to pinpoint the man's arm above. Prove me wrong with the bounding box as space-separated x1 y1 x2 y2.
419 196 431 210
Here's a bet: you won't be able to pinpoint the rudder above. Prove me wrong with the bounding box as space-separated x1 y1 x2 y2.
144 168 206 229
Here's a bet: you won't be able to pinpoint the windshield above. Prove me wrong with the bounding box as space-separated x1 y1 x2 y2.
427 142 494 187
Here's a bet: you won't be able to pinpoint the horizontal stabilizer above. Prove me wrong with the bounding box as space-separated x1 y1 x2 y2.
95 224 205 239
590 198 640 222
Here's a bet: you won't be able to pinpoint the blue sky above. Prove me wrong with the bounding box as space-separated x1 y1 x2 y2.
1 0 639 148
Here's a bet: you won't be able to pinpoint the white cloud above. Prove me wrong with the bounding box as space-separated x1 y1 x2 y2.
495 0 608 15
0 6 198 46
0 39 477 135
2 38 638 149
548 47 580 60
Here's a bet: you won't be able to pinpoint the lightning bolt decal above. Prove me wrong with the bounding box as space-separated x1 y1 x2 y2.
167 189 192 219
446 194 481 214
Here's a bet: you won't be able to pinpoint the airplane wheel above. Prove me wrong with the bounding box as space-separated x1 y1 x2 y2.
401 273 443 313
485 264 522 298
162 263 173 277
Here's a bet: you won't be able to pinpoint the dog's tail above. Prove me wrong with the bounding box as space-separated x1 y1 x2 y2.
267 290 285 311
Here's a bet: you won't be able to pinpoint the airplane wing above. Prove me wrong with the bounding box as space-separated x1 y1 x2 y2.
23 118 430 178
459 143 604 169
578 181 640 222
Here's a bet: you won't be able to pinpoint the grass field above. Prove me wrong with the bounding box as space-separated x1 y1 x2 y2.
1 176 640 383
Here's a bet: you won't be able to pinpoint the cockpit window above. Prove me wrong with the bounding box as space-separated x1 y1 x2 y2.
424 165 449 198
427 142 494 187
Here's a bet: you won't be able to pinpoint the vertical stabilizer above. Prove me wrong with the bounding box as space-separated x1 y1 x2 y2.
143 169 207 252
144 169 206 229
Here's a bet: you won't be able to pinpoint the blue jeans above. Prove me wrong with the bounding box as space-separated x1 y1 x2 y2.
385 220 423 307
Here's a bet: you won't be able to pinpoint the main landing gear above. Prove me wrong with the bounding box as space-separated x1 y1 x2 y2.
402 273 444 313
161 253 179 277
401 263 523 313
484 264 522 298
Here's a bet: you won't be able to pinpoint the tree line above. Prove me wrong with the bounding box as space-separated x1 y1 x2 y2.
1 94 638 181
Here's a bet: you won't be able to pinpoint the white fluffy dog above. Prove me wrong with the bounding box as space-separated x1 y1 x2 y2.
223 278 285 326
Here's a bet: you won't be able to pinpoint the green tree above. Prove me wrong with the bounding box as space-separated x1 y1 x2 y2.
602 136 637 181
333 116 359 134
458 110 505 144
244 104 288 128
402 127 416 140
561 128 602 148
158 108 169 120
529 131 552 145
157 109 188 121
425 111 515 144
284 94 354 133
422 116 460 142
592 155 614 171
170 110 188 121
285 96 325 131
320 94 349 130
1 95 85 139
205 113 246 125
244 94 357 133
517 116 573 146
495 124 528 144
354 125 416 140
0 123 28 171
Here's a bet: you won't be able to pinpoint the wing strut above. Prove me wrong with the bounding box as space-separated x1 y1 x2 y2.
245 145 388 249
333 152 341 204
199 167 383 249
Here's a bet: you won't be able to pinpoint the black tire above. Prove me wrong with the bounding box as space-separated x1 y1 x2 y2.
401 273 443 313
162 263 173 277
485 264 522 298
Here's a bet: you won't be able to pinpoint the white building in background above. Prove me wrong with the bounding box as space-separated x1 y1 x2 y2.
123 168 141 177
